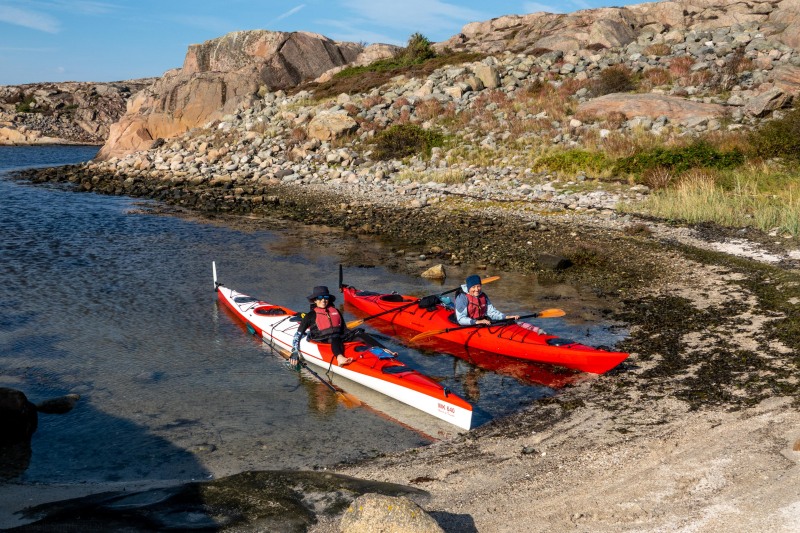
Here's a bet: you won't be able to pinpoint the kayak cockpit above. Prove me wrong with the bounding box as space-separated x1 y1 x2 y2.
253 305 292 316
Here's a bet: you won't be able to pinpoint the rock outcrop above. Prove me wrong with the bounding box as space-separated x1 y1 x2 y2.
434 0 800 55
95 30 364 160
0 79 156 145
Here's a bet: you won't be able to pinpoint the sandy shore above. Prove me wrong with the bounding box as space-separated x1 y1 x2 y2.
318 393 800 532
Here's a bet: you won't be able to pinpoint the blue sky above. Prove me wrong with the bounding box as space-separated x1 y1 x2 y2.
0 0 634 86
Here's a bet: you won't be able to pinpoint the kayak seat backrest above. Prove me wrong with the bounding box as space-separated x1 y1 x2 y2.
355 291 381 296
382 365 412 374
448 312 458 324
546 338 576 346
379 294 405 302
417 295 440 310
254 306 288 316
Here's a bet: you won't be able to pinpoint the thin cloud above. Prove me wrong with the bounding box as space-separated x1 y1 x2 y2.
47 0 117 15
268 4 305 26
522 2 562 14
0 5 60 33
340 0 485 35
320 18 404 46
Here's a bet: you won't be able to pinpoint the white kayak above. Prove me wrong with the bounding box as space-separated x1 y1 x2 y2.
213 262 473 430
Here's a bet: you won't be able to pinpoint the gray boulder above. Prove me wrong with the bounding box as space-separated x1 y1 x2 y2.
340 493 444 533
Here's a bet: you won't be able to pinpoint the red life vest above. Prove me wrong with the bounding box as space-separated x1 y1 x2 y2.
465 292 488 319
313 306 343 337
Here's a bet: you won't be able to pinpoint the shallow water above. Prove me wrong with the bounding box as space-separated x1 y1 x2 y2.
0 146 627 489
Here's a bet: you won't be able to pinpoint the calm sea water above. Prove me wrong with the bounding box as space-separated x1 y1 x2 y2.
0 146 626 490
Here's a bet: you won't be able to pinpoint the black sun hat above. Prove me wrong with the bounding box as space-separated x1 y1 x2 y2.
307 285 336 302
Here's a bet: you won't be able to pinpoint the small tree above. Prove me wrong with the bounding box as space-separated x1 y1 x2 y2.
399 33 435 66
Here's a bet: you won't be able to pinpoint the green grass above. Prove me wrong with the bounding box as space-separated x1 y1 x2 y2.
624 166 800 236
613 141 745 177
532 149 614 177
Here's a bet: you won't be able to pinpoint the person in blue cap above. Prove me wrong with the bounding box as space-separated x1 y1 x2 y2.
454 274 520 326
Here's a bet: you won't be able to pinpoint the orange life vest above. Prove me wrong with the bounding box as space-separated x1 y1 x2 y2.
465 292 488 319
313 306 343 337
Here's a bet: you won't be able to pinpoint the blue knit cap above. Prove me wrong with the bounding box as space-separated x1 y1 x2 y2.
465 275 482 290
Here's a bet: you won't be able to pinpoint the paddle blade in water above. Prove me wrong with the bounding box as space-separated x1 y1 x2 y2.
537 308 566 318
338 392 362 408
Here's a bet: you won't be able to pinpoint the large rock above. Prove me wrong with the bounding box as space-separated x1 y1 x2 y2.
435 8 639 54
307 111 358 141
96 31 363 160
744 87 793 117
340 493 444 533
0 388 38 443
577 93 725 123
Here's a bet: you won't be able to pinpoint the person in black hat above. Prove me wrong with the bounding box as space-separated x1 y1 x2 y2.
454 274 520 327
290 286 353 368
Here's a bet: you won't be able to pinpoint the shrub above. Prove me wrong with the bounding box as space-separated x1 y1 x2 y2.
669 56 694 77
532 149 612 174
372 124 444 160
747 106 800 162
643 43 671 57
590 66 636 96
14 93 36 113
415 99 445 121
307 51 483 100
602 111 628 129
399 33 435 65
614 141 745 176
643 166 675 190
585 43 607 51
642 67 672 87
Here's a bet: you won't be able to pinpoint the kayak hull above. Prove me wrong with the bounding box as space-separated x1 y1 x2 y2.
342 286 628 374
215 283 473 430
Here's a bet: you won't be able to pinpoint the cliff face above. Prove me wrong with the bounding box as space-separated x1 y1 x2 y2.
95 30 363 161
0 79 156 145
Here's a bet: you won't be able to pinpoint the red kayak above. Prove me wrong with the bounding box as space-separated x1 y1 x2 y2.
349 316 584 389
342 285 629 374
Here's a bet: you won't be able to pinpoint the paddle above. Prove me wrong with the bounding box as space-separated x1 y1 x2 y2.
245 322 362 408
344 276 501 329
408 309 566 342
297 360 362 408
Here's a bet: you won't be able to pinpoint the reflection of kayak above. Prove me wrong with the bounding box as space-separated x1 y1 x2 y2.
342 285 629 375
354 317 584 390
213 266 473 430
